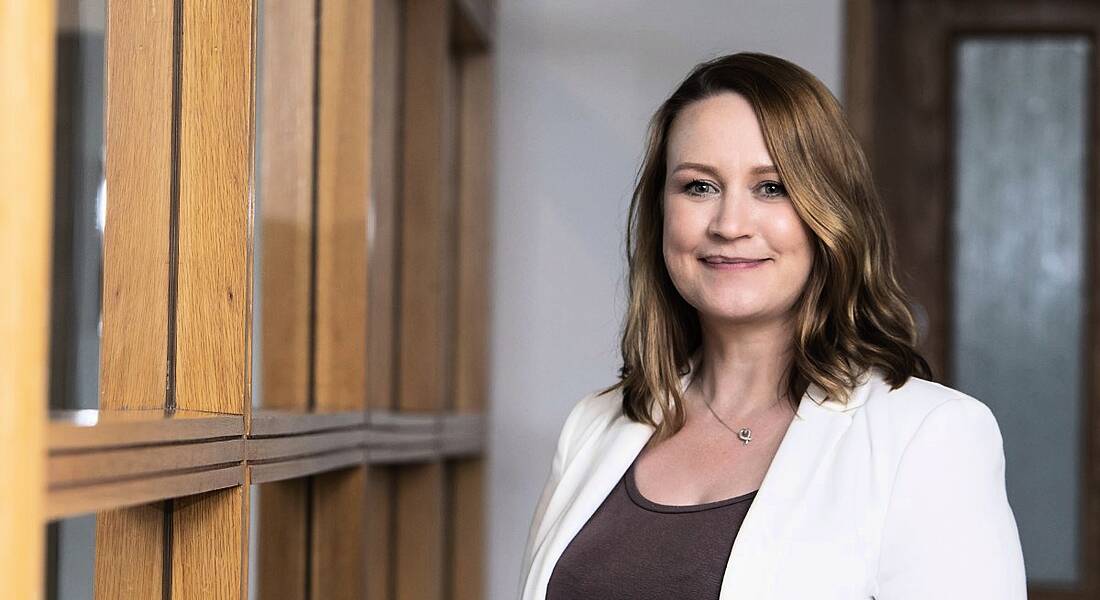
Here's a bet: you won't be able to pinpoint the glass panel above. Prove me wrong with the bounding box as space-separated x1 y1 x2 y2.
952 36 1089 585
50 0 106 412
48 0 106 596
46 516 96 599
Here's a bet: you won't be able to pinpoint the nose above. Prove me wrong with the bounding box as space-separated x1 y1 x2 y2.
706 190 754 240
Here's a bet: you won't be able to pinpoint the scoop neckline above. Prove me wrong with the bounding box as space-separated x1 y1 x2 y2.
624 459 758 514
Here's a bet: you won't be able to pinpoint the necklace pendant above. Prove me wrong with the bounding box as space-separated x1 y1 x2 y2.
737 427 752 445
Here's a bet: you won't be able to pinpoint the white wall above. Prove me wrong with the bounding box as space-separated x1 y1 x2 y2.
488 1 844 597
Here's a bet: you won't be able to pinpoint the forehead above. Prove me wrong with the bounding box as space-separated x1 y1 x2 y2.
666 92 771 166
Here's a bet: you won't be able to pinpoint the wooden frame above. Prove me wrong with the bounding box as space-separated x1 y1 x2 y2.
844 1 1099 597
47 410 484 519
9 0 496 597
1 2 55 598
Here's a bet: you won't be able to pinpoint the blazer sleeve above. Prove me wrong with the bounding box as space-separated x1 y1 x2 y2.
874 396 1027 599
516 393 589 596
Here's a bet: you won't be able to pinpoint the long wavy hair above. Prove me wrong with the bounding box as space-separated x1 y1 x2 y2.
597 52 933 442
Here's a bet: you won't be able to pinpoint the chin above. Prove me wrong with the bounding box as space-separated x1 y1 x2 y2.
698 305 772 323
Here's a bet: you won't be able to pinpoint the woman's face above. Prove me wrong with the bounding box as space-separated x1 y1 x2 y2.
662 92 814 327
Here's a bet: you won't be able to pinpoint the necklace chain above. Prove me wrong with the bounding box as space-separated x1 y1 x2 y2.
699 394 756 445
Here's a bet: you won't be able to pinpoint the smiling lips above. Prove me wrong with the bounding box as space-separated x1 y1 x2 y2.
699 257 770 270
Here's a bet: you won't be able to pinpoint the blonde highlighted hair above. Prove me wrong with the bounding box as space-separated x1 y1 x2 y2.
598 52 932 442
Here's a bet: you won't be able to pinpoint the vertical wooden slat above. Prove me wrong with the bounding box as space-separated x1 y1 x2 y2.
399 0 454 415
449 461 485 600
0 1 54 598
258 481 308 599
396 2 453 599
172 486 247 598
259 0 316 415
256 0 316 597
369 0 401 416
367 0 403 597
395 464 446 600
312 0 373 597
99 0 173 413
450 47 493 600
95 1 175 595
314 0 370 413
366 467 396 600
94 506 164 598
175 0 255 417
312 469 368 598
454 45 492 419
170 1 256 598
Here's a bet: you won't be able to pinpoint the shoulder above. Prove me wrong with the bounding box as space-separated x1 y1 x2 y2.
858 368 1004 456
556 386 626 462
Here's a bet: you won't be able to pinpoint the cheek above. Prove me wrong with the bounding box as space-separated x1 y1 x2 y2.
662 201 701 253
770 209 814 259
661 206 687 261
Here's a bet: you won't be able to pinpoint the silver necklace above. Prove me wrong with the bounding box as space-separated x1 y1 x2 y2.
699 394 755 445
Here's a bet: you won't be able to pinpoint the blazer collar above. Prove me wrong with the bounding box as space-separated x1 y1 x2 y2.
654 348 873 421
523 352 876 599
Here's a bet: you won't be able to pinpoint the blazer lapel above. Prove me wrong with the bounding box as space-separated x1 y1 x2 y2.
522 415 655 599
522 353 874 600
718 378 867 598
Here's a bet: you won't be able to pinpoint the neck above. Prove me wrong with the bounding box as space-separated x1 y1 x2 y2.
690 315 796 422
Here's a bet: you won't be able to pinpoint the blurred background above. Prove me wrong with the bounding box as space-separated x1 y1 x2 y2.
25 0 1095 598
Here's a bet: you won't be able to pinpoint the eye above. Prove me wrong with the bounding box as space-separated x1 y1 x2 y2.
756 181 788 198
684 179 719 197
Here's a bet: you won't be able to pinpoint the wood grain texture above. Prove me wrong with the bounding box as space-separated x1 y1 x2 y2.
95 0 175 595
366 466 396 600
451 53 491 598
0 1 54 597
99 0 173 412
256 480 308 599
315 0 372 411
395 463 445 600
250 409 364 436
50 438 242 487
175 0 255 416
455 51 492 414
255 1 315 592
259 0 315 412
251 449 366 485
172 3 255 599
310 1 374 597
246 429 362 461
172 485 247 599
312 467 369 599
367 3 402 594
94 505 164 599
396 3 453 599
449 459 484 600
369 0 401 413
50 410 243 450
52 465 242 521
399 0 454 414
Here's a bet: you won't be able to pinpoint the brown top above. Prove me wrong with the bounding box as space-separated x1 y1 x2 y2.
546 452 758 600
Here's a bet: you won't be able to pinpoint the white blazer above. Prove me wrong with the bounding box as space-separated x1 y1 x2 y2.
518 352 1027 599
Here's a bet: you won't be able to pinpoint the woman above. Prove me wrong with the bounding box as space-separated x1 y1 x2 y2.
518 52 1027 599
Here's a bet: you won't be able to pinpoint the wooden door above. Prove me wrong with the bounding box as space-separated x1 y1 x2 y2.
847 0 1100 597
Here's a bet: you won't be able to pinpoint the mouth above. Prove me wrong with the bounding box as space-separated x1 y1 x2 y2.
698 257 770 271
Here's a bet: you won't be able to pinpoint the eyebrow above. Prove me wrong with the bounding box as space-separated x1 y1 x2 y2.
672 162 779 176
